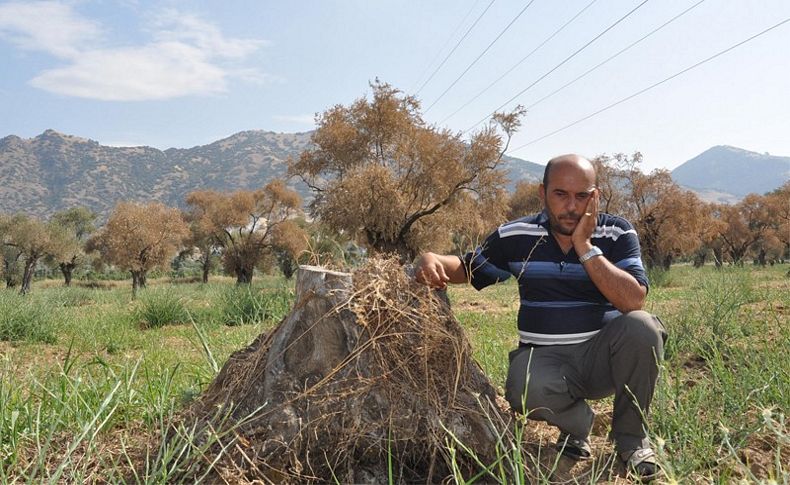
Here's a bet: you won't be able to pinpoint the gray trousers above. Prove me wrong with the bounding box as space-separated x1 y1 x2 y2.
504 311 667 453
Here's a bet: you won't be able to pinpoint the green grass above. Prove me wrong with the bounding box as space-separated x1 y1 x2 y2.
0 290 62 344
134 288 190 329
0 265 787 482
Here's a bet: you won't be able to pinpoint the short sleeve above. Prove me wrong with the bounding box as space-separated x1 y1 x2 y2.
461 228 512 290
608 221 649 290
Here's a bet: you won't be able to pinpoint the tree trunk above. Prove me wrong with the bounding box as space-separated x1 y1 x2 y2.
60 262 74 287
693 249 707 268
235 265 254 285
4 254 21 288
713 246 724 268
20 257 37 295
662 253 673 270
182 262 510 484
131 270 147 299
757 248 767 267
201 257 211 284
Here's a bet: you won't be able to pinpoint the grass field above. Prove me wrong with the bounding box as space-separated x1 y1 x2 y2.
0 265 787 483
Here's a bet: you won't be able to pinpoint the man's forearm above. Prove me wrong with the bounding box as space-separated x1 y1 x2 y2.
578 246 646 312
414 252 468 288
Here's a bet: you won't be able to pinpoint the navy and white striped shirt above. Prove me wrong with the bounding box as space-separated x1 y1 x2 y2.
461 210 648 346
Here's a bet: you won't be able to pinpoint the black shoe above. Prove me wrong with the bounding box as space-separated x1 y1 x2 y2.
555 432 592 461
621 447 661 483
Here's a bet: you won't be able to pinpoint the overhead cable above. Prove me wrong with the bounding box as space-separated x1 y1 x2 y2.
415 0 497 96
423 0 537 114
439 0 599 124
525 0 707 112
464 0 651 134
507 16 790 154
410 0 483 94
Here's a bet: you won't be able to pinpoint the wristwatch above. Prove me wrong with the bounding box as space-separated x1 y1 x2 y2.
579 246 603 263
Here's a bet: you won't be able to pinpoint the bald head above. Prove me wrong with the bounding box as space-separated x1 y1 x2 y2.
542 154 596 188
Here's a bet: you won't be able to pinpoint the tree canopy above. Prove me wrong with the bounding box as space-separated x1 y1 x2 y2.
49 207 98 286
289 80 523 262
185 180 305 284
87 202 189 296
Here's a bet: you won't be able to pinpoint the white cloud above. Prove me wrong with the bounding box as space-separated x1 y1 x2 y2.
0 1 101 58
0 1 267 101
152 10 267 59
273 114 317 125
31 42 227 101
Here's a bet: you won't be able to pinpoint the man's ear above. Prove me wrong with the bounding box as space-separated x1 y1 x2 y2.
538 184 546 204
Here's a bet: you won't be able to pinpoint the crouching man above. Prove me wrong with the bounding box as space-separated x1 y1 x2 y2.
414 154 666 482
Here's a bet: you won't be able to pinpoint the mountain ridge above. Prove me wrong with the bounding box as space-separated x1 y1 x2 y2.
670 145 789 198
1 130 786 219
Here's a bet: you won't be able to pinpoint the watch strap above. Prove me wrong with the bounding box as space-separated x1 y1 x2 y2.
579 246 603 263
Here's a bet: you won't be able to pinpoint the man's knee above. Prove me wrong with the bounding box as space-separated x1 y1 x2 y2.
505 366 568 418
615 310 667 355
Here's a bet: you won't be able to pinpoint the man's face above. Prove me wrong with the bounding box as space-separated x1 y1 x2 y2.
539 164 596 236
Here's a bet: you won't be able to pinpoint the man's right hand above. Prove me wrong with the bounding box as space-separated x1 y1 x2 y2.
414 252 463 289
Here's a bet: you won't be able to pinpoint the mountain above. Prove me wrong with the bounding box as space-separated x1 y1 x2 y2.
0 129 312 219
502 154 544 188
671 145 790 200
0 129 544 219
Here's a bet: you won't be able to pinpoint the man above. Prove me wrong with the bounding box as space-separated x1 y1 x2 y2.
414 154 666 482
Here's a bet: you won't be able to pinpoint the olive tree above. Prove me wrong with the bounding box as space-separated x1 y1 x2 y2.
289 80 523 263
87 202 189 297
185 180 305 284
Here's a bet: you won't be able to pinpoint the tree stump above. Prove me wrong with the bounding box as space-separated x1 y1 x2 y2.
183 260 511 483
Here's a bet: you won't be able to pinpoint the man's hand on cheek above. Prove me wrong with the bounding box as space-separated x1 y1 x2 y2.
572 188 599 248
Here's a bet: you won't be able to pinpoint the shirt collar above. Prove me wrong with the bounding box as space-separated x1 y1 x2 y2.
536 209 550 228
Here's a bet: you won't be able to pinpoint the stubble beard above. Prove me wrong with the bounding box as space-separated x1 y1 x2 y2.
548 211 580 237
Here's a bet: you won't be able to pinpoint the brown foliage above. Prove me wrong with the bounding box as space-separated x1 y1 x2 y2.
507 180 542 220
766 181 790 259
596 153 716 269
2 214 71 294
49 207 97 286
87 202 189 295
185 179 305 283
715 194 781 265
289 80 520 262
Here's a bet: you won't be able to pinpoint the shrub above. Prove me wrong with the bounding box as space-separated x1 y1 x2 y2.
646 266 673 288
220 286 293 326
45 287 96 307
0 291 59 344
135 289 189 329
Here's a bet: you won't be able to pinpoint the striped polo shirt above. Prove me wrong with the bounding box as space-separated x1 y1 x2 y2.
461 210 648 346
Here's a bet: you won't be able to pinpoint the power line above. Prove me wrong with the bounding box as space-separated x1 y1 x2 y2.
506 16 790 154
525 0 706 113
415 0 497 96
464 0 651 134
423 0 537 114
410 0 482 94
439 0 599 124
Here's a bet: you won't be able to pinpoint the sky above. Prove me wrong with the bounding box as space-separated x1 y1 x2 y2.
1 0 790 173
